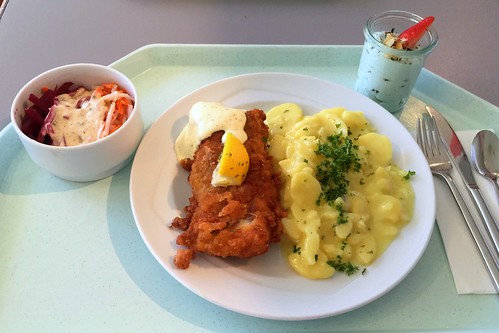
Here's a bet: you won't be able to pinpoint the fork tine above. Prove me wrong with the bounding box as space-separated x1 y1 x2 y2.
424 113 445 157
416 117 423 148
422 113 433 156
417 116 426 153
418 113 432 157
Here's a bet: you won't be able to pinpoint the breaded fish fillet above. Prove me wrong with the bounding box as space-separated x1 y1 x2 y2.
172 109 285 269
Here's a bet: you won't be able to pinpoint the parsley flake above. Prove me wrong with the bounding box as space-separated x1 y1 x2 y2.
403 170 416 180
336 203 348 225
292 245 301 255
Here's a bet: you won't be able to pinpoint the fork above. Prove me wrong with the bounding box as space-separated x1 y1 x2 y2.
417 113 499 291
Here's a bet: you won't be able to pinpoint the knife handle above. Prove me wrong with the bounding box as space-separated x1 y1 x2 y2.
468 187 499 255
439 173 499 291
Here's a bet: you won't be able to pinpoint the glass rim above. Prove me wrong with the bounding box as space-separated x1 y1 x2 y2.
364 10 439 57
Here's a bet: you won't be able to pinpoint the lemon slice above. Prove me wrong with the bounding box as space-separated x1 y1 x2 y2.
212 132 249 186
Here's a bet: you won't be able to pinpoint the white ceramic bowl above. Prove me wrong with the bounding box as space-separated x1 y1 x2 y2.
11 63 143 182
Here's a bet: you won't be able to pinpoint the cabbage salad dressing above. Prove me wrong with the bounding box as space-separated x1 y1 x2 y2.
51 87 110 146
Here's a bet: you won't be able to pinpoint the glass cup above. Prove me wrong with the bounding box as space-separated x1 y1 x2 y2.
355 10 438 113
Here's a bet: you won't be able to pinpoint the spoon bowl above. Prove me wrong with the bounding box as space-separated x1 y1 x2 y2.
471 130 499 202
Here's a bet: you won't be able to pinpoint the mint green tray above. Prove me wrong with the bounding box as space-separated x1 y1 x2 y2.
1 44 498 332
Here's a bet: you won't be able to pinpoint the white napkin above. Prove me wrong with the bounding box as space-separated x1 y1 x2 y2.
435 130 499 294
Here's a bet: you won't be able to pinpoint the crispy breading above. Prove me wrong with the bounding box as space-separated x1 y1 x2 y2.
172 109 285 268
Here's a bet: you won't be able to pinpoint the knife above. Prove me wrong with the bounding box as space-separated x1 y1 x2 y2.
426 105 499 256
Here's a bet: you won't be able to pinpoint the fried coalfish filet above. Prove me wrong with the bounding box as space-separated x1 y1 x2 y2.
172 109 286 269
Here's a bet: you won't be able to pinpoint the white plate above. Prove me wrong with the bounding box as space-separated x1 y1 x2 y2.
129 73 435 320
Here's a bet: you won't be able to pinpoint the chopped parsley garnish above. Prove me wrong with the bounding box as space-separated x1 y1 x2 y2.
336 203 348 225
315 133 361 205
403 170 416 180
327 256 359 276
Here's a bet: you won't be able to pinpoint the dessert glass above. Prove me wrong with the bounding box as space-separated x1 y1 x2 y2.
355 10 438 113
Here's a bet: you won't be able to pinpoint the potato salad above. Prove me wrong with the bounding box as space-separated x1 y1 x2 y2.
265 103 415 279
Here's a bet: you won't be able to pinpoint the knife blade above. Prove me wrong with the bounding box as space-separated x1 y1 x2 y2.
426 105 499 256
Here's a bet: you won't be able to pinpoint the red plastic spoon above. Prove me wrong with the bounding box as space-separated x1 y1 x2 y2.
398 16 435 50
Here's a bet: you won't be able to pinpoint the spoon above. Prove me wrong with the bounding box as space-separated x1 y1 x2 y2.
471 130 499 203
